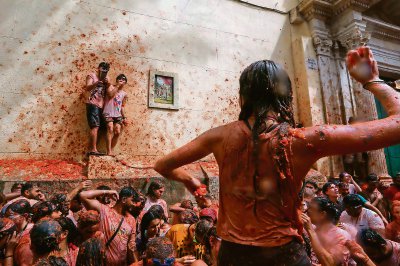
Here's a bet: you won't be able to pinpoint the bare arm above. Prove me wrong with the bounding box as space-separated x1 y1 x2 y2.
79 189 119 212
170 203 186 213
350 178 362 193
67 180 92 201
154 127 222 193
293 47 400 165
107 84 118 98
5 192 21 201
301 214 335 266
363 201 388 225
86 75 99 91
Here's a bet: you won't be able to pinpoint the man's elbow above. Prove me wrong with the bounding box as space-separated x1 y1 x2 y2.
154 160 169 176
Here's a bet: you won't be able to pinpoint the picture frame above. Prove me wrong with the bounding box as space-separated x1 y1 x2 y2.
148 70 179 110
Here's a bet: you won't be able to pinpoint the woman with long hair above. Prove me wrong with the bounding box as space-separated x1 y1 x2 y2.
154 47 400 265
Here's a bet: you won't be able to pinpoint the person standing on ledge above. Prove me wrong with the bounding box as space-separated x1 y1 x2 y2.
86 62 110 156
154 47 400 265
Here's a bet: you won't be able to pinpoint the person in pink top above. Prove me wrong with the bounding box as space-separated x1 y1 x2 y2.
103 74 128 156
80 186 143 265
85 62 110 156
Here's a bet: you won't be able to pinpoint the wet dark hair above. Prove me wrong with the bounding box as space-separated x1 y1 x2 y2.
179 210 199 224
56 217 78 245
147 181 164 197
366 173 379 182
146 237 174 260
139 210 162 253
338 172 349 181
312 197 341 224
31 201 58 223
181 200 194 210
21 183 35 195
305 181 318 190
338 182 349 189
343 194 363 208
98 62 110 71
148 204 167 221
358 229 386 248
11 182 23 192
116 74 127 83
76 237 106 266
96 185 111 190
50 194 69 216
7 199 31 215
194 220 217 265
322 182 336 194
238 60 294 216
119 186 140 202
30 220 62 255
34 256 68 266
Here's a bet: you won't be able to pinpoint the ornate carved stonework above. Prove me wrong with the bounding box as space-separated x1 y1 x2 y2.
338 27 371 51
364 16 400 42
333 0 380 15
312 35 333 56
298 0 333 21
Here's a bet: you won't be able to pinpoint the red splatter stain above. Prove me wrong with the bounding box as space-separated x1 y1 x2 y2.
80 33 86 38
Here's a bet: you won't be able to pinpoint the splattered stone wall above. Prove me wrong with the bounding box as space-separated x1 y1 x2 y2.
0 0 299 165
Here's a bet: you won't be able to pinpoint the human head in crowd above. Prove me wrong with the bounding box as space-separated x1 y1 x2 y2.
139 210 162 254
322 182 339 200
70 193 82 213
339 172 352 184
31 201 62 223
148 204 168 222
315 187 324 197
97 62 110 80
21 182 42 200
77 210 101 241
30 219 62 257
118 186 143 217
147 181 165 200
181 199 194 210
56 217 78 246
75 237 107 266
365 173 380 191
392 200 400 221
199 208 217 225
144 237 176 266
96 185 112 205
34 256 68 266
393 172 400 187
179 210 199 224
194 220 221 266
5 199 31 232
51 194 70 217
357 229 392 263
302 185 316 203
116 74 128 86
196 194 213 209
308 197 341 225
338 182 350 197
304 181 318 194
11 182 23 193
0 218 16 249
343 194 363 218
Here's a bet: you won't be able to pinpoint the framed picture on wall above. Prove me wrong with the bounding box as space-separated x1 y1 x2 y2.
148 70 179 110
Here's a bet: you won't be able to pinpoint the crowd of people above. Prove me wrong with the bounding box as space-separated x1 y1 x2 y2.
0 180 220 266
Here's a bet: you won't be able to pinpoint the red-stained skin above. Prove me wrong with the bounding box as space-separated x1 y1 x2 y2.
154 47 400 243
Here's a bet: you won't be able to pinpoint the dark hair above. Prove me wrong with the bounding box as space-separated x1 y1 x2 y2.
179 210 199 224
76 237 106 266
148 204 167 221
238 60 294 216
305 181 318 190
21 183 34 195
30 220 62 255
343 194 363 208
119 186 140 202
312 197 341 224
194 220 216 265
339 172 348 181
7 199 31 215
31 201 58 223
50 194 69 216
322 182 335 194
98 62 110 71
11 182 23 192
116 74 127 83
147 181 164 197
96 185 111 190
366 173 379 182
56 217 78 245
181 200 194 210
358 229 386 248
146 237 174 260
34 256 68 266
338 182 349 189
139 210 162 253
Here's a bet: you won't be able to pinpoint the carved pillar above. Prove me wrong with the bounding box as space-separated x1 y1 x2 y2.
335 14 389 178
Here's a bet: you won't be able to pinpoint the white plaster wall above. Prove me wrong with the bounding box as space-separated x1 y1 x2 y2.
0 0 300 162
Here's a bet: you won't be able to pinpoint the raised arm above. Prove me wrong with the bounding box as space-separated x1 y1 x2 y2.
80 189 119 212
86 75 99 91
154 126 223 194
292 47 400 165
67 180 92 201
107 84 118 98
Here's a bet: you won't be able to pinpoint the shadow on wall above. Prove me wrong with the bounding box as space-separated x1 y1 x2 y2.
0 0 218 162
